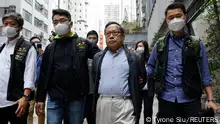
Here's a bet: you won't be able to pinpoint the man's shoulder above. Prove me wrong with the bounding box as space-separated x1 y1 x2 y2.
94 51 103 59
77 37 89 43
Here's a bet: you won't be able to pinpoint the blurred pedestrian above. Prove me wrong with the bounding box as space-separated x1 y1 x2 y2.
27 36 45 124
135 41 154 124
84 30 100 124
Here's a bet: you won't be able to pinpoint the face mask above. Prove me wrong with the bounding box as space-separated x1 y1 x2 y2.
136 47 144 54
54 23 69 35
168 18 185 32
3 26 19 38
89 39 97 44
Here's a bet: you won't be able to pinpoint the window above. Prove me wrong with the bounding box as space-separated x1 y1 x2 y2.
35 1 43 12
23 28 32 38
25 0 33 5
43 23 48 32
74 21 76 24
75 9 77 12
35 1 48 18
79 10 81 12
79 28 81 30
74 28 76 30
23 9 32 23
79 16 81 18
34 17 43 28
80 3 82 6
43 9 48 18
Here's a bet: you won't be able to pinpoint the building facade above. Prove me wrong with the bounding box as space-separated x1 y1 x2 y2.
71 0 89 38
104 3 120 25
0 0 52 48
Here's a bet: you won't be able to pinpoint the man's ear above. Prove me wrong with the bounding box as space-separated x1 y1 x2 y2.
69 21 73 28
18 27 23 32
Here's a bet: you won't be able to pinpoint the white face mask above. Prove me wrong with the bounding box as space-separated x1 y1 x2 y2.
136 47 144 54
3 26 19 38
54 23 69 35
168 18 186 32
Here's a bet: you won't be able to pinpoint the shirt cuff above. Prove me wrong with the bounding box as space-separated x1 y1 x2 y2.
24 81 35 90
202 79 212 86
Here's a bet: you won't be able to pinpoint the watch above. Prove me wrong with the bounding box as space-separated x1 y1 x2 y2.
23 94 31 101
207 99 215 102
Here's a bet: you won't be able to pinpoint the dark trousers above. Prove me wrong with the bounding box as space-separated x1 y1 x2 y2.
0 104 29 124
157 98 201 124
139 90 154 124
84 94 96 124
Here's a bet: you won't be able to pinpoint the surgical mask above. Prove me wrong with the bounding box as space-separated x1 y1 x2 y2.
168 18 185 32
54 23 69 35
3 26 19 37
89 39 97 44
136 47 144 54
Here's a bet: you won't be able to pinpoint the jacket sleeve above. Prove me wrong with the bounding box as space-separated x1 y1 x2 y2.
87 40 101 59
36 45 50 102
136 53 147 89
92 53 99 83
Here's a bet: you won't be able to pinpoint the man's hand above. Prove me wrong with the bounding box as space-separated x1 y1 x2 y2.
14 96 28 117
207 101 218 113
138 76 143 83
38 49 44 56
36 102 45 116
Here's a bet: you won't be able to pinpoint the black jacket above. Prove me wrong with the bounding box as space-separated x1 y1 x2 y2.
36 33 100 102
92 46 147 120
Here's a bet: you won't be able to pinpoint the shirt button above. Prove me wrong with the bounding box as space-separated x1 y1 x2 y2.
175 59 177 61
174 78 177 80
176 50 178 52
174 68 176 70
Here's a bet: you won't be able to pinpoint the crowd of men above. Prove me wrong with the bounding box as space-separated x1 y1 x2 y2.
0 2 218 124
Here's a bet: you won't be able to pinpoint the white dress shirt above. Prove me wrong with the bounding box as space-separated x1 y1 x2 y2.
0 36 37 108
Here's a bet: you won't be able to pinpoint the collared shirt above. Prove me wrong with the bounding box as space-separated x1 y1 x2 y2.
147 34 212 103
36 53 42 86
98 48 130 96
0 36 36 107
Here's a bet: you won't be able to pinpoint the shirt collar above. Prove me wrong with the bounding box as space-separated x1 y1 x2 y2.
5 35 21 45
109 47 123 55
54 32 75 39
170 32 185 41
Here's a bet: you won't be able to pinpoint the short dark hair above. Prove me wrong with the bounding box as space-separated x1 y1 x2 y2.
87 30 98 39
104 21 125 35
52 9 71 21
30 36 41 42
2 12 24 27
165 3 186 17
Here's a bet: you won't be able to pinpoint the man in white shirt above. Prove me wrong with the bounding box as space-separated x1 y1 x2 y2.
0 12 36 124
